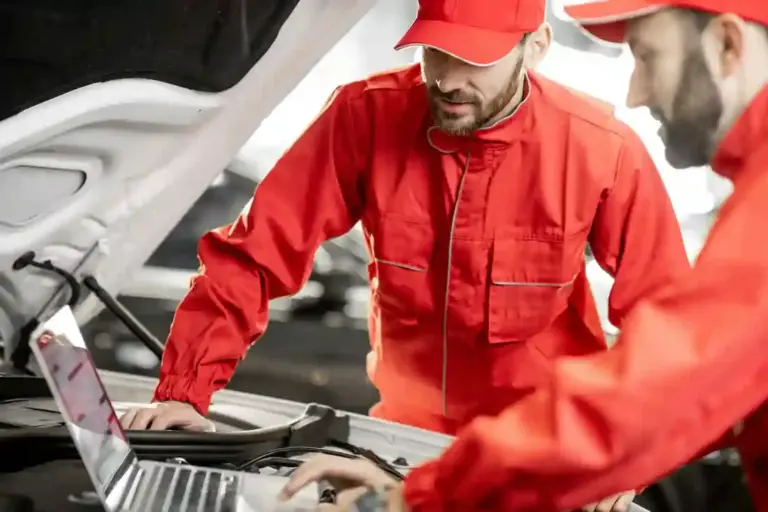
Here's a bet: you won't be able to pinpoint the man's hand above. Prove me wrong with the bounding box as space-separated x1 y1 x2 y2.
579 490 636 512
279 454 408 511
119 401 214 431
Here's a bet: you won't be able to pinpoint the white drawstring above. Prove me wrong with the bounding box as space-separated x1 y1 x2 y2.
426 126 456 154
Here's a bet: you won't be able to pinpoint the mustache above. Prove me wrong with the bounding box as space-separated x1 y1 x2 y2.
428 85 479 105
650 109 667 123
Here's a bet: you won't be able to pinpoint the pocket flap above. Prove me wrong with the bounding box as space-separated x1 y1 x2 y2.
491 237 575 286
373 216 433 271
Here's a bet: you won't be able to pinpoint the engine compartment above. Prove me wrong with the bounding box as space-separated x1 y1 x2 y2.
0 378 409 511
0 372 757 512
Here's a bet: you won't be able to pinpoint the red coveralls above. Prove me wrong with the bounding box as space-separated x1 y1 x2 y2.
153 65 689 434
401 76 768 512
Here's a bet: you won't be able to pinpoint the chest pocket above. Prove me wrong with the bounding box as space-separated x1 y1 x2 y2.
370 215 435 314
488 235 579 343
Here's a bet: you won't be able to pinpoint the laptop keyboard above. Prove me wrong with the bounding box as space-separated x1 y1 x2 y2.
121 463 240 512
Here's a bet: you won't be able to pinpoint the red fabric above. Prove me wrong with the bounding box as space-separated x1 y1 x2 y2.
403 86 768 512
152 65 688 437
565 0 768 44
395 0 545 65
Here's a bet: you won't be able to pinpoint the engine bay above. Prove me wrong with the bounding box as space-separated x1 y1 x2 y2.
0 382 409 511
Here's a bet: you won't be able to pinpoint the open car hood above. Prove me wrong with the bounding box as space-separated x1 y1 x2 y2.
0 0 377 356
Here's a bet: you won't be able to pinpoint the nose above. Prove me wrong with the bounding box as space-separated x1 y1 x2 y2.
433 56 468 93
625 67 648 109
435 73 465 94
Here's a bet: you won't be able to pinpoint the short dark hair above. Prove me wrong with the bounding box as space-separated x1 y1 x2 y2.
682 8 768 41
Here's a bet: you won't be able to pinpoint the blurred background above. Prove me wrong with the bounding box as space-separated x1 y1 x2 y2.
82 0 733 415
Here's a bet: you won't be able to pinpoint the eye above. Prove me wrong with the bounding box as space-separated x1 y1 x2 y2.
634 48 656 64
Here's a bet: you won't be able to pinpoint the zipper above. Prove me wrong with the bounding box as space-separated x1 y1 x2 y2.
433 74 531 416
441 154 471 416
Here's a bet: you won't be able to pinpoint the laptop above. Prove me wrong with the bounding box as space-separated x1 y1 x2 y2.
29 306 319 512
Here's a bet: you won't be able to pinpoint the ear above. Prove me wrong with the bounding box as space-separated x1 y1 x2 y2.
525 22 552 69
702 13 747 78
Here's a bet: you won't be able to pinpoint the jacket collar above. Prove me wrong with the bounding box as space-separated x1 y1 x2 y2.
712 85 768 183
426 72 535 155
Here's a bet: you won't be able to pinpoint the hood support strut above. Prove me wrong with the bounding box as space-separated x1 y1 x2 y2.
11 252 165 374
80 275 165 359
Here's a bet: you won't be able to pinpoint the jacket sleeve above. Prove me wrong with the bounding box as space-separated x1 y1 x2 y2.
402 176 768 511
152 85 369 414
588 130 691 327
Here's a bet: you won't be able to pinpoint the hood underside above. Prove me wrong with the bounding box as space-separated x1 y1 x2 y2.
0 0 377 356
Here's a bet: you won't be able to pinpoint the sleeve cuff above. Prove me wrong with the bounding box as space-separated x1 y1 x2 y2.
152 374 215 416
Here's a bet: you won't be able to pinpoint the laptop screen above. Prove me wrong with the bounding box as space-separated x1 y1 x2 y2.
30 306 133 498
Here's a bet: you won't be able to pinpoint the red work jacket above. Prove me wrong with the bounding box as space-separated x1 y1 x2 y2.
152 65 689 434
403 86 768 511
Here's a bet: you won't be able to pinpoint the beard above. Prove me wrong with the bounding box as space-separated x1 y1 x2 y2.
427 58 524 136
654 46 723 169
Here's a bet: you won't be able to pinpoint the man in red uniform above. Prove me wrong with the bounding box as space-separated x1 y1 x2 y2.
279 2 768 511
122 0 687 505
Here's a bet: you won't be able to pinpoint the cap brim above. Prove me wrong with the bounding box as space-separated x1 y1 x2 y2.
395 19 525 67
564 0 666 44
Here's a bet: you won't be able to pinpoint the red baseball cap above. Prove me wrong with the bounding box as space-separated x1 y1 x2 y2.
395 0 546 66
565 0 768 44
